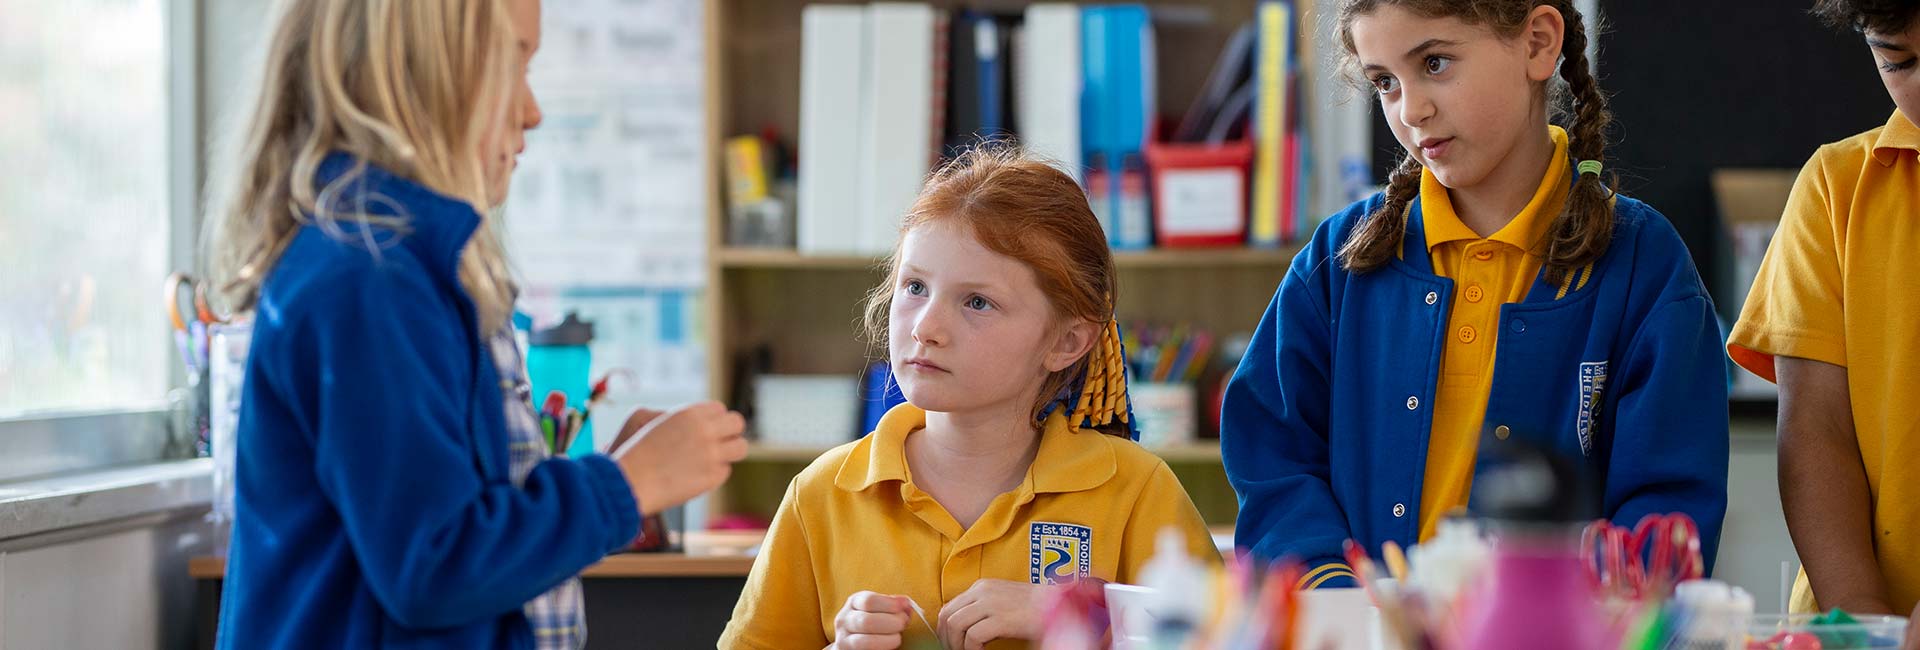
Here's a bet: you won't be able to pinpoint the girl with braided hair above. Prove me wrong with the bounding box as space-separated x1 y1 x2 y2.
1222 0 1729 590
720 146 1218 650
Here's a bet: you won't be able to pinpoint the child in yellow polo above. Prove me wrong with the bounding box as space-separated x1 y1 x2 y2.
1729 0 1920 622
718 149 1219 650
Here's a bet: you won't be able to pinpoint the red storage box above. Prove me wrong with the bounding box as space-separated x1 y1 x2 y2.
1144 136 1255 248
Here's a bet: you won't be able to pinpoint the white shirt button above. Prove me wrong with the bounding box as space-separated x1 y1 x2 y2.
1406 396 1420 410
1424 291 1438 305
1393 503 1407 518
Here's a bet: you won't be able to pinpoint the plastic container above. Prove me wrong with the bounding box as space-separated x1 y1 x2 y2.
1104 583 1156 648
1746 614 1909 649
1671 579 1754 650
526 312 594 456
207 320 253 554
1457 436 1614 650
1129 381 1196 448
1137 529 1209 648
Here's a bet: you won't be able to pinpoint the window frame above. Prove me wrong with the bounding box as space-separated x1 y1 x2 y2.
0 0 203 483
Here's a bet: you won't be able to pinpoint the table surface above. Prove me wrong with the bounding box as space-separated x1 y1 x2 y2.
189 530 767 579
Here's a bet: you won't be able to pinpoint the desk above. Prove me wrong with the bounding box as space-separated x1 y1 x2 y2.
191 533 762 648
191 529 1254 648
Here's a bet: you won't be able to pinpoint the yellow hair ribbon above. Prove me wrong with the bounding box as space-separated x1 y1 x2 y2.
1069 317 1131 430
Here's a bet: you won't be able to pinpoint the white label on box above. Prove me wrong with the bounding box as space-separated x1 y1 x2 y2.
1160 168 1243 235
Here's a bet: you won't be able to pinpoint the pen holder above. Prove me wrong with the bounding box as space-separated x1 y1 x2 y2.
1130 382 1196 448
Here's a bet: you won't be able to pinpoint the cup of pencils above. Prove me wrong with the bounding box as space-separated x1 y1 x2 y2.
527 313 596 457
537 390 589 458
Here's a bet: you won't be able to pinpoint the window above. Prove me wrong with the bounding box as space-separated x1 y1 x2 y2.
0 0 174 419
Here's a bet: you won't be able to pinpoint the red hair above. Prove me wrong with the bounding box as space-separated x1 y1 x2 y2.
862 145 1127 436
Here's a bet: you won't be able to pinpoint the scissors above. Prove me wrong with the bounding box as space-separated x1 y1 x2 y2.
164 273 228 376
1580 512 1703 601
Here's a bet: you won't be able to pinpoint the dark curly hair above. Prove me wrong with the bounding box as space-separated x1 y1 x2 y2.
1812 0 1920 34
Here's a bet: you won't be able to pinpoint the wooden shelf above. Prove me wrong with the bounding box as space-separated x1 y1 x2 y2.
1114 247 1299 268
716 248 881 270
1154 443 1224 462
717 246 1299 270
744 444 841 463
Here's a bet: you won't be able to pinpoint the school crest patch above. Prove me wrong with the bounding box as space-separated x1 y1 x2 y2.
1029 522 1093 585
1576 361 1608 457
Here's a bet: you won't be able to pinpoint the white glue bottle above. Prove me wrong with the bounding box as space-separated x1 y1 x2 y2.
1140 528 1209 650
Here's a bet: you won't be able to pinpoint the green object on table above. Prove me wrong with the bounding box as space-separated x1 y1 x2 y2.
1810 608 1868 648
1621 605 1673 650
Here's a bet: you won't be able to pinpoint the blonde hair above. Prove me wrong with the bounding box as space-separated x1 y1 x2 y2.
862 146 1133 437
206 0 521 332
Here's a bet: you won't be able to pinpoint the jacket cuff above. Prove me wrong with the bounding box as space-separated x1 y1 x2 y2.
579 454 643 552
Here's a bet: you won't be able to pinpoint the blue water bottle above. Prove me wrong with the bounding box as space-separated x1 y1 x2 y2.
527 312 595 457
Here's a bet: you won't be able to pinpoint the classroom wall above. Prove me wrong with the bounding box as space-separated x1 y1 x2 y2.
1601 0 1892 314
1721 420 1797 613
197 0 272 223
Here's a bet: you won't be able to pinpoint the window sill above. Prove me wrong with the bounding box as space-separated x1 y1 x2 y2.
0 459 212 541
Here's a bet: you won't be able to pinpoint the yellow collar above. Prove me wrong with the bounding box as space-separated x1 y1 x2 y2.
1872 110 1920 166
833 403 1117 495
1423 125 1572 254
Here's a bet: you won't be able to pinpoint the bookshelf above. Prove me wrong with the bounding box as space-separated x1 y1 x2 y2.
701 0 1322 525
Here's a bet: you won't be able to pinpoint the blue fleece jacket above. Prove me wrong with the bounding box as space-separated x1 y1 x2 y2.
1222 192 1730 587
216 155 640 649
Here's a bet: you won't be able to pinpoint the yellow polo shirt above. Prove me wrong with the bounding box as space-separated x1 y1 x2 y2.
1729 110 1920 615
718 404 1219 649
1416 126 1572 542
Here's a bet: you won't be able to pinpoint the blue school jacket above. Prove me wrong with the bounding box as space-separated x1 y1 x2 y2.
1222 192 1729 587
217 154 640 648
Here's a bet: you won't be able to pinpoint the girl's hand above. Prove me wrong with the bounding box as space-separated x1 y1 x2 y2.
607 401 746 515
936 579 1048 650
608 407 665 451
832 591 912 650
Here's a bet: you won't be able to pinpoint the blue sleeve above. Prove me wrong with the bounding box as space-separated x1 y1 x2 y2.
293 265 641 629
1605 294 1730 574
1220 249 1356 588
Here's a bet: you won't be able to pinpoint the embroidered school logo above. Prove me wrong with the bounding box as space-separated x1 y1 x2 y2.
1029 522 1093 585
1576 361 1608 457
